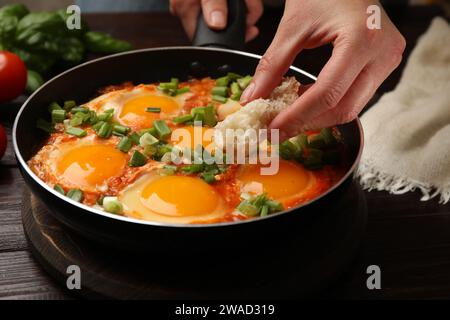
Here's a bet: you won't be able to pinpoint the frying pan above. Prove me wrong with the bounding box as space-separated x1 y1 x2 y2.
13 0 363 253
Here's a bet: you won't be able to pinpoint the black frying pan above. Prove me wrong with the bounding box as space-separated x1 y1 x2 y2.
13 0 363 253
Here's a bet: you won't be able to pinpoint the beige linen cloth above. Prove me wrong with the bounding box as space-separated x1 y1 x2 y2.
356 17 450 204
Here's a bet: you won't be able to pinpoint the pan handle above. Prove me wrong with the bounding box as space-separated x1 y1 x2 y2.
192 0 247 50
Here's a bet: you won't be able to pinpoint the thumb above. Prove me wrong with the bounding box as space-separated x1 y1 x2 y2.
240 15 305 105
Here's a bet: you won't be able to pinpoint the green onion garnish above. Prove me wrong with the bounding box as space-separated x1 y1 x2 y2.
113 124 130 135
236 193 283 217
159 165 177 176
67 189 83 202
51 109 66 123
129 150 147 167
48 102 62 113
303 149 324 170
63 100 77 111
69 113 84 127
212 86 228 97
129 132 140 145
237 75 252 90
102 196 123 214
175 87 190 95
215 76 230 87
92 120 105 132
279 140 301 160
97 122 112 138
173 114 194 124
181 164 205 174
97 112 113 122
70 107 89 114
139 132 159 147
153 120 171 140
260 204 269 217
54 184 65 195
117 136 133 153
66 127 87 137
227 72 242 80
200 171 216 184
212 95 227 103
146 107 161 113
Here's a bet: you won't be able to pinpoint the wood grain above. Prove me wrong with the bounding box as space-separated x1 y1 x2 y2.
0 7 449 300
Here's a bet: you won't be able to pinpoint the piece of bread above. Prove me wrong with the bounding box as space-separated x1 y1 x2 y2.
214 77 300 148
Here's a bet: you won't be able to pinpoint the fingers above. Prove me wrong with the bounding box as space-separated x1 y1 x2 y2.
268 38 368 140
245 0 264 27
201 0 228 30
245 25 259 42
170 0 201 39
240 17 305 104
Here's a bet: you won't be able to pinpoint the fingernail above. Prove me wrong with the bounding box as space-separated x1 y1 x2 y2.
240 82 255 105
210 11 226 28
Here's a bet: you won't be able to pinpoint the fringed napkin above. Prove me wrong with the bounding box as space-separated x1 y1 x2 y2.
357 17 450 204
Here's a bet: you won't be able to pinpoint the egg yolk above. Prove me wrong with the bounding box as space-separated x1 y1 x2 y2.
57 144 126 189
237 160 312 200
141 175 219 216
170 125 215 151
119 95 179 128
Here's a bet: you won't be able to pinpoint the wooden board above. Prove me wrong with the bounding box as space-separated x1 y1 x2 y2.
22 182 367 299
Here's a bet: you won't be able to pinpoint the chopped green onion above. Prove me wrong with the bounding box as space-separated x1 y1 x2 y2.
97 112 113 122
227 72 242 80
156 144 173 158
67 189 83 202
201 171 216 184
266 200 284 212
170 77 179 86
117 136 133 153
97 122 113 138
129 150 147 167
66 127 87 138
215 76 230 87
296 134 309 149
212 95 227 103
102 196 123 214
96 195 105 206
139 132 159 147
173 114 194 124
113 124 130 135
212 86 228 97
237 201 260 217
70 107 89 114
92 120 105 132
63 100 77 111
159 165 177 176
279 140 301 160
181 164 204 174
158 82 177 90
237 75 252 90
153 120 171 140
143 144 158 157
203 105 217 127
69 113 84 127
230 82 242 101
103 108 115 114
129 132 140 145
48 102 62 113
260 204 269 217
175 87 190 95
51 109 66 123
320 128 337 146
88 111 98 125
54 184 65 195
145 107 161 113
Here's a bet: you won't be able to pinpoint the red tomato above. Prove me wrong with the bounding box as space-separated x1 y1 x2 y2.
0 51 27 103
0 124 6 160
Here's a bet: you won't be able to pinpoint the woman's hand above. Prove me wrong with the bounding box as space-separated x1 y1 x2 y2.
170 0 263 42
239 0 406 141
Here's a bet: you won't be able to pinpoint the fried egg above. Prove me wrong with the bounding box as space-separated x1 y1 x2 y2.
236 159 317 204
119 171 229 224
85 85 191 130
49 136 127 192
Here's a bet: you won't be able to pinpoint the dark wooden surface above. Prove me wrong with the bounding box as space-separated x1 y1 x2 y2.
1 7 449 300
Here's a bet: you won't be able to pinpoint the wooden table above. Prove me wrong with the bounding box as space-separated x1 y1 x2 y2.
1 6 449 300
